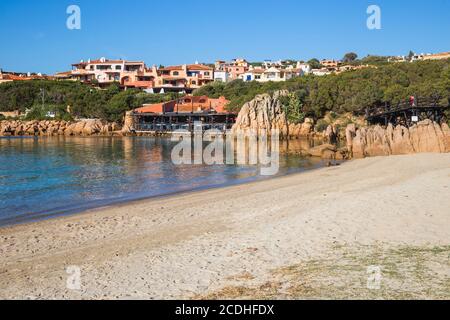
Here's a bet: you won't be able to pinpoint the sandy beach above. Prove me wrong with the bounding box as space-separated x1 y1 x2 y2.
0 153 449 300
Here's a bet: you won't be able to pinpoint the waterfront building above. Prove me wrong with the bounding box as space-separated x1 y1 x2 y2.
131 95 236 132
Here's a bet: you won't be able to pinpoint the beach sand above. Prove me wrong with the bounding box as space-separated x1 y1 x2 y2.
0 153 449 299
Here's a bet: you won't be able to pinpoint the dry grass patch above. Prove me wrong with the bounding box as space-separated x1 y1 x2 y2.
196 244 450 300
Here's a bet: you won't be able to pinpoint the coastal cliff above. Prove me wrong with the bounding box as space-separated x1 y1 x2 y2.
0 119 121 137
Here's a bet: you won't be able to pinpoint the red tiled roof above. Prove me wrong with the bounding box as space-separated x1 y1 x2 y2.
159 65 184 71
72 59 144 66
187 64 213 71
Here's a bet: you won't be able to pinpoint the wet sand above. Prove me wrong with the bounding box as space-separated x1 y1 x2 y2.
0 153 449 299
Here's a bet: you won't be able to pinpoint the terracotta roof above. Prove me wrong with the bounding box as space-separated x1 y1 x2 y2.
72 59 144 66
54 71 73 77
249 69 265 74
187 64 213 71
159 65 184 71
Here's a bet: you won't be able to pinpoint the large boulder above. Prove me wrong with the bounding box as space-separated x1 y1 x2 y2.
307 143 337 159
232 91 290 138
346 120 450 159
82 119 103 135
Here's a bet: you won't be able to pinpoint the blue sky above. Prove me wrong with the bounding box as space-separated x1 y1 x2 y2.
0 0 449 74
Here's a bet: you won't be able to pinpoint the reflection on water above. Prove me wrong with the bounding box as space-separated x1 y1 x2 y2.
0 136 327 226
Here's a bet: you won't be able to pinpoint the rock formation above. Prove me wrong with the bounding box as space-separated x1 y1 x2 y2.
0 119 121 137
347 120 450 159
231 91 314 138
121 111 135 135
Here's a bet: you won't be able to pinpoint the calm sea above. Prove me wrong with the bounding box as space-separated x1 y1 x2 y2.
0 136 327 227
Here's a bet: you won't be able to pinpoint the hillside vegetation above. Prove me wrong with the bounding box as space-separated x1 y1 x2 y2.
195 59 450 121
0 81 179 122
1 60 449 123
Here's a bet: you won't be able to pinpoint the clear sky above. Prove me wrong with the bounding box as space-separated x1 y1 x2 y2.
0 0 449 74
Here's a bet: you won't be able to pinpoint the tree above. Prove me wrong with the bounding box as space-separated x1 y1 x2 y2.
307 58 321 69
407 50 415 61
343 52 358 63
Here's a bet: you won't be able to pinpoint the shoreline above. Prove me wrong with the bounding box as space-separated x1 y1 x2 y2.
0 156 331 229
1 153 449 299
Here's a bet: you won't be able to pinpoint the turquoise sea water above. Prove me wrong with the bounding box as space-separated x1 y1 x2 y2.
0 136 326 227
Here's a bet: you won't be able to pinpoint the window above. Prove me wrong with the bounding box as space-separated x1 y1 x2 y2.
184 99 191 103
173 71 179 76
204 72 210 76
192 81 196 85
199 99 206 103
115 65 122 70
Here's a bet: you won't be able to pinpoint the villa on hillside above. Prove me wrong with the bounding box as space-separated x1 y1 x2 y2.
69 58 147 88
0 69 52 83
152 64 214 92
412 51 450 62
57 58 214 93
214 59 250 82
241 66 302 82
131 95 236 132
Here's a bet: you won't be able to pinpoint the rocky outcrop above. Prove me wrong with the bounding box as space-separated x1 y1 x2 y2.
0 119 121 137
232 91 314 138
347 120 450 159
121 111 135 135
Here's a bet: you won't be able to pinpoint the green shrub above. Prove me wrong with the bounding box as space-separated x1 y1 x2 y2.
194 59 450 120
315 119 329 132
0 80 181 123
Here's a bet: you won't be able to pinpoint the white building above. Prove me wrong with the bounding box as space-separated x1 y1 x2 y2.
241 68 265 82
241 67 300 82
311 68 331 76
296 62 311 74
214 71 229 82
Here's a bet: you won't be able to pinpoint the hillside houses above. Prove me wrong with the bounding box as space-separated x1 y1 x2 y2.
3 50 448 90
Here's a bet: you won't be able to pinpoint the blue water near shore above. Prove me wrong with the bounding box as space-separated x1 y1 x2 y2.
0 136 326 227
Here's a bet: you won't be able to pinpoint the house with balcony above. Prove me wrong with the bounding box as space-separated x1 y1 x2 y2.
241 68 265 82
241 67 301 82
70 58 147 87
320 59 340 68
120 66 158 90
154 64 214 92
214 58 250 82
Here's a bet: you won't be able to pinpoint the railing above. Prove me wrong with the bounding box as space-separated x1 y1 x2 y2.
365 98 447 118
135 123 231 133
